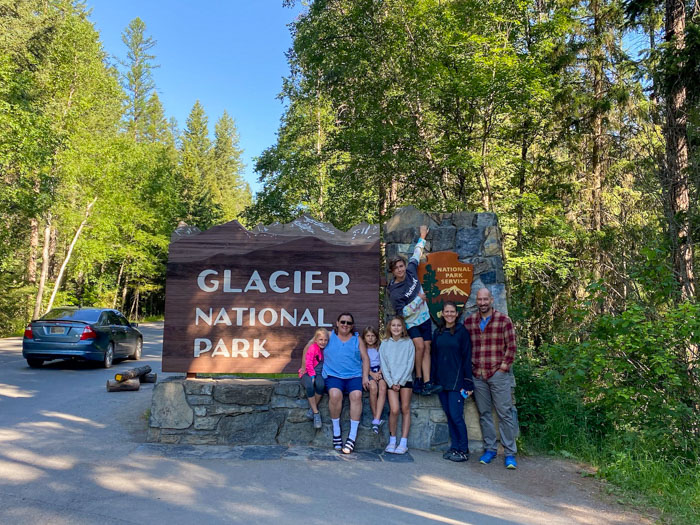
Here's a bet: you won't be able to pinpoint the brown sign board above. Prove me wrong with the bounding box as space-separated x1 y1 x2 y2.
417 252 474 323
162 216 380 374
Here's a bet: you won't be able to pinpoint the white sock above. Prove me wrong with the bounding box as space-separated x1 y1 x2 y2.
388 435 397 446
332 418 341 436
399 437 408 448
349 419 360 441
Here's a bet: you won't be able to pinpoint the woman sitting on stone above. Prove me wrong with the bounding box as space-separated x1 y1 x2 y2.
321 312 370 454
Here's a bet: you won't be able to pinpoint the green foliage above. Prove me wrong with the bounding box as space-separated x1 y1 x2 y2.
546 302 700 461
516 300 700 522
0 2 248 329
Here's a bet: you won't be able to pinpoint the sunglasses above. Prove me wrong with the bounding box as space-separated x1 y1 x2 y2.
338 320 353 325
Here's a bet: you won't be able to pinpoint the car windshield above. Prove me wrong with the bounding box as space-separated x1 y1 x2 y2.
41 309 102 323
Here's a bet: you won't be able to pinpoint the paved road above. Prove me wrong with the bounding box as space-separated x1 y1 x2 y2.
0 323 649 524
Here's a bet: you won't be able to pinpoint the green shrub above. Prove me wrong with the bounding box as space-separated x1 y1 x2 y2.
515 301 700 523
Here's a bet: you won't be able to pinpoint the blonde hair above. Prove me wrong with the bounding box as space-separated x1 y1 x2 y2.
384 316 409 340
313 328 329 342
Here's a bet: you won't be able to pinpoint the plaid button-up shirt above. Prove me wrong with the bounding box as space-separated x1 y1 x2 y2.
464 310 517 380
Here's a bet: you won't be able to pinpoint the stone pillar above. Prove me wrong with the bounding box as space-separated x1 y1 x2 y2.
383 205 507 318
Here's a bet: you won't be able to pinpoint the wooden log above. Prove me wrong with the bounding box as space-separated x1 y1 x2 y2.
114 365 152 382
140 372 157 383
106 378 140 392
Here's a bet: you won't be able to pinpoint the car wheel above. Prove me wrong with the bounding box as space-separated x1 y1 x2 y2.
103 343 114 368
130 338 142 360
27 358 44 368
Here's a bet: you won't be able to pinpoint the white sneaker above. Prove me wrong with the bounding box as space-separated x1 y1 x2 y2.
394 444 408 454
384 442 397 454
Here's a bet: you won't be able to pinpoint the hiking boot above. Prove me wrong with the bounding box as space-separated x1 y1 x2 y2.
505 455 517 469
479 450 497 464
313 412 322 429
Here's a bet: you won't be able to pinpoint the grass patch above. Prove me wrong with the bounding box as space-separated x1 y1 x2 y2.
516 360 700 524
140 315 164 322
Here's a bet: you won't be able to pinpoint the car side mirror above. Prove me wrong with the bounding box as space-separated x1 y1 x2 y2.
131 322 139 328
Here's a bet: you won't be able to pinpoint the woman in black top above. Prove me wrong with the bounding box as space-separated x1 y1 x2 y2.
432 301 474 462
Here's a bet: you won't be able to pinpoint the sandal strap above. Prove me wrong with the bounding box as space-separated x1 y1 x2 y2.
342 437 356 454
333 435 343 450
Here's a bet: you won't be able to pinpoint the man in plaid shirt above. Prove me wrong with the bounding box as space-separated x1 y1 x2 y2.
464 287 518 469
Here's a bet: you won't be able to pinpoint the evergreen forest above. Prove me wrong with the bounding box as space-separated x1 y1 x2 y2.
1 0 698 521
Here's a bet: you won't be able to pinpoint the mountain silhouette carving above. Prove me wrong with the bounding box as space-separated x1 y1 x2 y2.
438 285 469 296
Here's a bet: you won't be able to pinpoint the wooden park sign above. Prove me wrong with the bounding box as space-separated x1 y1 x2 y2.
417 252 474 323
162 216 380 374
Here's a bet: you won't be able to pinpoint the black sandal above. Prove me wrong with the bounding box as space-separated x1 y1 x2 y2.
333 435 343 451
342 437 356 454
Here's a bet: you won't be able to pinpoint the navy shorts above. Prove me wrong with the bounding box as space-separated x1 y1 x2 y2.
407 318 432 341
370 365 381 373
325 375 363 394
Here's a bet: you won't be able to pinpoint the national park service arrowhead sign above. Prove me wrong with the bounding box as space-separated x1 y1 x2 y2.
162 216 380 374
417 252 474 323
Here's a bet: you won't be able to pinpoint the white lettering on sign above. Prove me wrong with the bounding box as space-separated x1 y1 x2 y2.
195 307 333 327
222 270 242 292
196 269 350 294
269 270 289 293
193 338 270 358
328 271 350 294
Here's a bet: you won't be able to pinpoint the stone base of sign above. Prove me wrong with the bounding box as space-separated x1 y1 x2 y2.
148 377 490 452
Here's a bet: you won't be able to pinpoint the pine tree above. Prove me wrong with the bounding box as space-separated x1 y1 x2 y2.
212 111 251 221
121 17 158 142
179 101 220 229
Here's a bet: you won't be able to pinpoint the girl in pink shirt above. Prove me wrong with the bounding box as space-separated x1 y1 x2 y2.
298 328 329 429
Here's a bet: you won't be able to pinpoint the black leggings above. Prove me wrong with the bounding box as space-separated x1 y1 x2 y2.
300 374 325 398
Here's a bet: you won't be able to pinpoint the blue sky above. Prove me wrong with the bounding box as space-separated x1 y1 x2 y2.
87 1 306 194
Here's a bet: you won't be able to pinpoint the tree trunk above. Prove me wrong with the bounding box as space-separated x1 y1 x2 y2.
140 372 157 384
28 218 39 284
33 215 52 319
316 82 326 220
45 197 97 313
106 379 140 392
112 260 125 308
115 365 152 382
664 0 695 300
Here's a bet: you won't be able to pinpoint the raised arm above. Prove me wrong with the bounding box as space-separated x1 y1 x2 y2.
408 225 429 267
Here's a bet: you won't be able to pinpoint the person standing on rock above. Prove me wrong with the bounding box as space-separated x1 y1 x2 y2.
322 312 370 454
386 225 442 396
464 287 518 469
